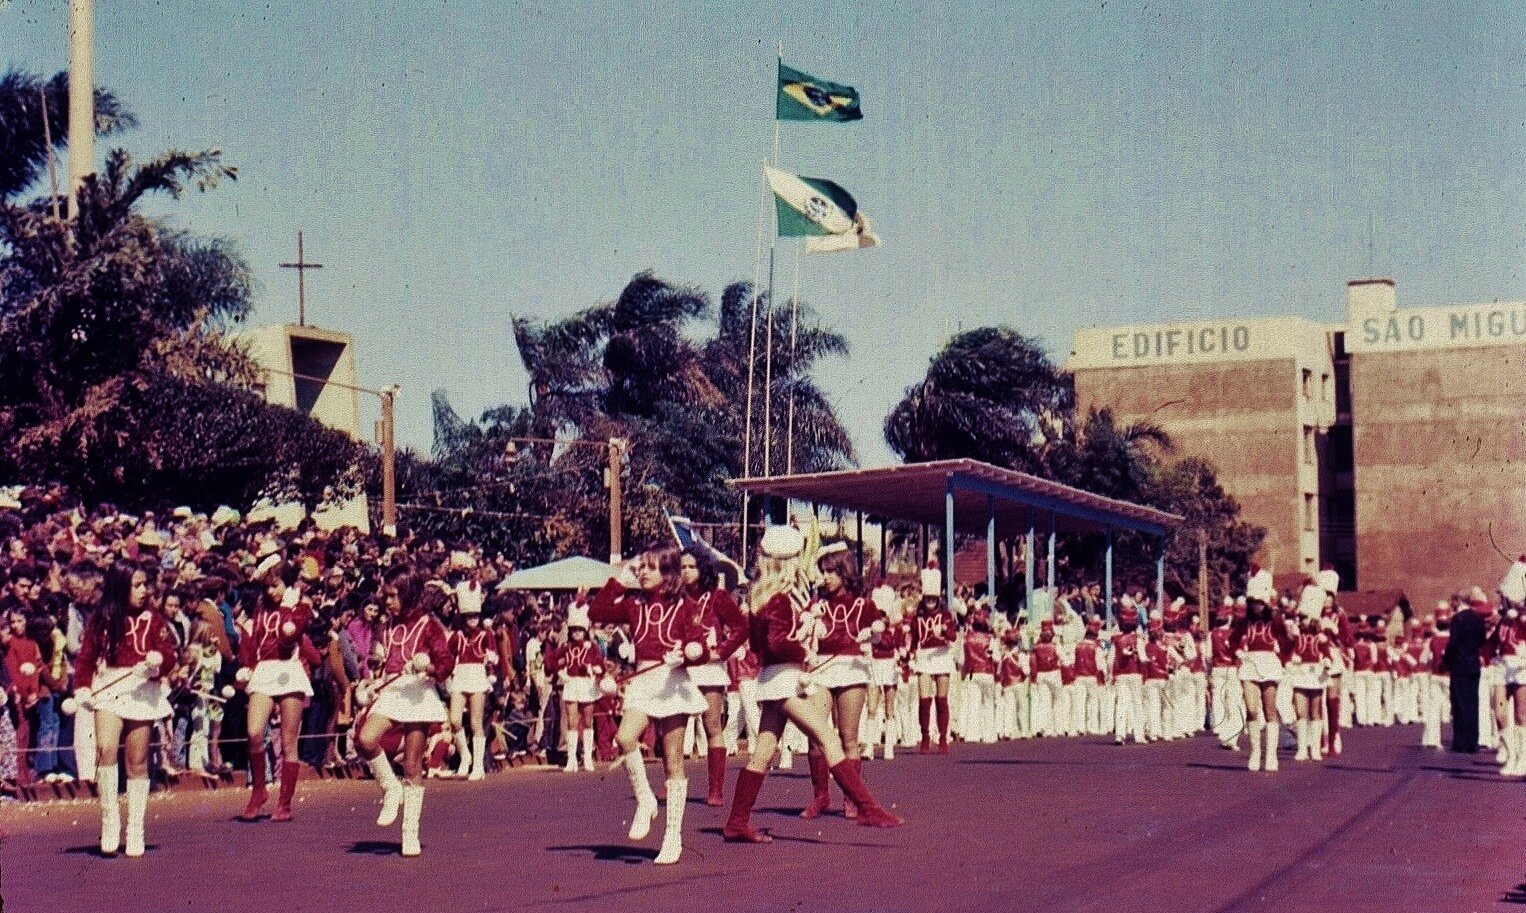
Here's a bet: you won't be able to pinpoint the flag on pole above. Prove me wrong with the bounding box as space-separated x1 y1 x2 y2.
777 62 863 122
764 165 881 250
665 512 743 589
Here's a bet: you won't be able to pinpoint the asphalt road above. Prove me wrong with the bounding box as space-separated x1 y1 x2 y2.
3 724 1522 913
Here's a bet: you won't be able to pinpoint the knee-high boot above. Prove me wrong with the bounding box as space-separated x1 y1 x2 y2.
829 759 903 828
622 750 658 840
723 768 772 842
239 744 268 821
400 783 424 857
799 750 831 818
273 759 300 821
706 746 728 806
124 777 149 857
654 778 687 864
98 763 121 854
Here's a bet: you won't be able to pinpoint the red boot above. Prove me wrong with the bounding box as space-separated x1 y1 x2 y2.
799 751 832 819
935 696 952 753
830 759 903 828
271 760 301 822
706 747 727 807
842 759 861 819
238 754 268 822
918 698 933 753
722 768 773 843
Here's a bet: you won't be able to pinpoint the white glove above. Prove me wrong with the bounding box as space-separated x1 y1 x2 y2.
617 641 634 662
141 650 165 679
75 688 95 712
410 652 432 674
663 650 683 668
485 651 500 666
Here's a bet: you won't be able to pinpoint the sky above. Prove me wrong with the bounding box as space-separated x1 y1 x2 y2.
5 1 1523 464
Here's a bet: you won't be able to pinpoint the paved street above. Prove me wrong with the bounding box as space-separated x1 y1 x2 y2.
4 724 1522 913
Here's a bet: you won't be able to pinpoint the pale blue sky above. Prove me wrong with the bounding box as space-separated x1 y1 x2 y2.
6 1 1523 463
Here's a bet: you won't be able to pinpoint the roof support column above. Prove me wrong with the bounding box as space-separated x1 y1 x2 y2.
855 510 865 581
1104 526 1115 626
985 495 996 610
944 476 956 610
879 520 888 579
1024 509 1036 617
1046 511 1057 592
1156 535 1167 618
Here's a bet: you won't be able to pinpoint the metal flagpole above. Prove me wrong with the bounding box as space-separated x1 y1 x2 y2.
784 242 803 474
740 162 770 564
762 243 777 476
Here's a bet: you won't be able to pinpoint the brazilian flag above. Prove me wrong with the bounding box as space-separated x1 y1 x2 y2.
777 61 863 122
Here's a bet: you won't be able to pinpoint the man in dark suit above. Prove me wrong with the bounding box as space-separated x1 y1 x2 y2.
1442 590 1488 752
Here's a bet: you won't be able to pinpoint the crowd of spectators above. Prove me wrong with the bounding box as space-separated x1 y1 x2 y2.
0 483 626 797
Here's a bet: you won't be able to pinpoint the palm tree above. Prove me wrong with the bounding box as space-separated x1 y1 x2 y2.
0 69 134 202
885 326 1073 473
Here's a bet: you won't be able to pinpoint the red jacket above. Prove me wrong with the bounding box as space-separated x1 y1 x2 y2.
1143 640 1169 681
1112 631 1143 676
750 591 808 667
1073 639 1102 681
815 589 883 656
872 621 908 660
1030 641 1060 674
546 640 603 678
588 580 707 665
998 647 1026 686
75 611 178 689
448 628 494 664
683 586 749 662
378 611 455 681
963 631 996 675
911 609 957 651
239 602 315 668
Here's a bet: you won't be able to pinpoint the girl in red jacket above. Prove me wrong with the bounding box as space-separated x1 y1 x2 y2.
585 548 709 865
721 526 902 844
1232 599 1293 772
445 599 496 780
74 560 176 857
236 560 314 822
678 548 748 806
354 568 455 857
910 569 958 753
545 603 603 773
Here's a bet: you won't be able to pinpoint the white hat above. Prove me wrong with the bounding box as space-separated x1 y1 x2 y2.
210 505 241 528
871 584 902 623
172 506 193 519
567 603 590 630
760 525 804 560
919 568 942 598
253 553 282 580
815 541 849 566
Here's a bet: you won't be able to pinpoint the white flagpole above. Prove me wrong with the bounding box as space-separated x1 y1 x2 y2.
785 242 803 474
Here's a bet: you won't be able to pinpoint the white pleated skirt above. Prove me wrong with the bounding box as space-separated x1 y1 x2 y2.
869 657 900 687
560 675 600 704
687 661 731 689
622 664 705 719
448 662 491 695
913 645 957 676
1237 650 1283 684
248 658 314 698
368 675 447 724
92 666 172 722
756 663 805 702
813 654 870 689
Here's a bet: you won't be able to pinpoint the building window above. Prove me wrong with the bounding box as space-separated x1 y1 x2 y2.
1303 426 1316 465
1321 373 1331 402
1301 368 1313 399
1304 493 1317 531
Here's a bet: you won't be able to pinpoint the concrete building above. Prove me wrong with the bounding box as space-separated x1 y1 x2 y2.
238 324 370 531
1069 279 1524 608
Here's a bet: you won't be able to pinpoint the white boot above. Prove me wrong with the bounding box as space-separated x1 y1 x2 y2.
370 754 403 826
1263 722 1280 772
1247 721 1264 772
623 751 658 840
653 778 687 865
1498 725 1514 771
454 730 472 778
1294 721 1310 761
581 729 596 772
98 764 121 854
124 777 149 857
883 716 896 761
564 732 580 772
469 735 487 781
1311 722 1324 761
400 784 424 857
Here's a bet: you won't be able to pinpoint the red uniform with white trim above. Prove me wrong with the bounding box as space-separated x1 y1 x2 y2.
750 592 808 667
1112 631 1144 677
545 640 604 678
1073 639 1102 682
963 631 996 675
589 580 707 665
76 611 177 688
379 611 455 680
816 590 883 657
449 628 493 663
239 602 315 669
684 586 749 662
872 621 908 660
911 609 957 651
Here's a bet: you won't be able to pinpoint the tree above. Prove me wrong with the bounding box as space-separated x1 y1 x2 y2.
1 85 364 513
0 69 134 202
885 326 1072 473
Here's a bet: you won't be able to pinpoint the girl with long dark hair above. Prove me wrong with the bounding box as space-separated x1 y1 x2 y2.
73 561 177 856
677 547 748 806
235 560 314 822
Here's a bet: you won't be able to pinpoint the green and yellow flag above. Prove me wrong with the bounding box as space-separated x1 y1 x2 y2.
777 61 863 122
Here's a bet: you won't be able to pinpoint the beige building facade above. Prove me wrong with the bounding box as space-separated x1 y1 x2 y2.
1069 279 1524 607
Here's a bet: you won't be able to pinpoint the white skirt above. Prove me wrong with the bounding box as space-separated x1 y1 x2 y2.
1238 650 1283 684
814 654 870 689
1483 663 1507 688
248 658 314 698
92 666 172 722
622 663 705 719
869 657 900 687
756 663 805 702
368 674 447 724
560 675 600 704
1504 655 1526 686
687 661 731 689
448 662 491 695
1286 662 1327 691
913 644 957 676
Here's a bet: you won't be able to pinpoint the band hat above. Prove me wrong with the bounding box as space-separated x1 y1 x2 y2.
760 525 805 560
566 603 590 629
815 541 850 567
871 584 902 623
919 568 942 598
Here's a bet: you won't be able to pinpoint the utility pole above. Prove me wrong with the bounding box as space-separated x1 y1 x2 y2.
280 231 324 326
66 0 94 219
380 384 399 536
607 437 626 564
1198 529 1210 628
